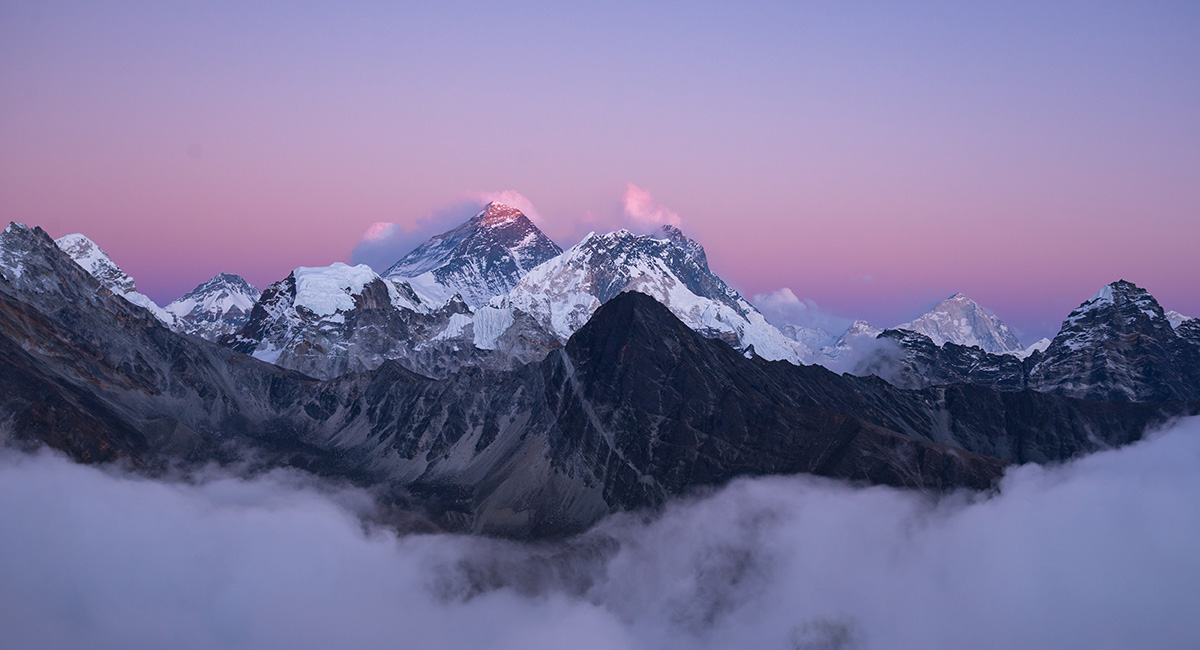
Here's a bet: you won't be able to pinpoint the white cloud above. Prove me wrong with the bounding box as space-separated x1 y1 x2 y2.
622 184 682 227
3 418 1199 649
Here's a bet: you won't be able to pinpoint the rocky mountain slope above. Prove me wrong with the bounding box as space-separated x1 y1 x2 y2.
1031 280 1200 402
226 261 558 380
54 233 175 325
233 218 810 379
876 281 1200 402
4 222 1196 538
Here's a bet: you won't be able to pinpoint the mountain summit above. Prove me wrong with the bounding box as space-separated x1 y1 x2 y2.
896 292 1023 354
165 273 261 341
383 202 562 308
53 233 175 325
1032 279 1200 402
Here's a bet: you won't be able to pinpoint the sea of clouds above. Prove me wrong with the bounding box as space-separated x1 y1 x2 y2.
3 417 1199 650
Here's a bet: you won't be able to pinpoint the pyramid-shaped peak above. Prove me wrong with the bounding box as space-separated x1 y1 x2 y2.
1080 280 1155 310
475 201 529 225
182 272 259 299
897 292 1022 354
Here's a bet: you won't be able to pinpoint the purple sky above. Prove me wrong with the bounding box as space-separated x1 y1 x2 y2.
2 1 1197 342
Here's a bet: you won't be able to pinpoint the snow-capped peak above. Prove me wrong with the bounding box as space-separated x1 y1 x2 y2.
896 292 1023 354
54 232 175 326
293 263 386 317
1049 280 1171 354
54 233 137 294
1065 280 1162 325
165 273 261 341
382 202 563 308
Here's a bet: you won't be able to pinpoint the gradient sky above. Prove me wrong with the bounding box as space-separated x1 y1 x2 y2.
2 1 1197 342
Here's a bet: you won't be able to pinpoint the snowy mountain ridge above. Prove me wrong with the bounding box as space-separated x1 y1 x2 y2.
489 225 813 362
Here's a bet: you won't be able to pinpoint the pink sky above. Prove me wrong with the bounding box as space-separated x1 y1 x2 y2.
2 2 1197 342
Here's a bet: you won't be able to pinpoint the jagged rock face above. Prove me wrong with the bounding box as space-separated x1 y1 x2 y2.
1032 280 1200 402
883 281 1200 403
383 202 563 308
0 223 332 467
228 263 431 379
896 292 1024 354
165 273 260 341
499 225 811 362
878 328 1032 391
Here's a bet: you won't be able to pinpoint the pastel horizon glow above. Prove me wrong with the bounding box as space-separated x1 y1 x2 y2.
2 1 1197 342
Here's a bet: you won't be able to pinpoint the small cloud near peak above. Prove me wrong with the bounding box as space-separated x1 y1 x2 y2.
623 183 682 227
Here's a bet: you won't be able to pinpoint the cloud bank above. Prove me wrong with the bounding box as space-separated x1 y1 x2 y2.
3 417 1199 649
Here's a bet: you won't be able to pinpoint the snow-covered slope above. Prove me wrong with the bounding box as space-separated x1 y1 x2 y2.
896 292 1023 354
165 273 261 341
493 225 812 362
1013 337 1051 360
54 233 175 326
1166 310 1192 330
383 202 562 309
231 263 416 371
227 259 556 379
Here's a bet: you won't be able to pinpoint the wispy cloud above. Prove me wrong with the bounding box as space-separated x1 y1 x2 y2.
751 287 854 334
3 417 1199 649
622 183 681 227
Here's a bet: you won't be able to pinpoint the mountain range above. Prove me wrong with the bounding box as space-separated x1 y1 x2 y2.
2 207 1198 537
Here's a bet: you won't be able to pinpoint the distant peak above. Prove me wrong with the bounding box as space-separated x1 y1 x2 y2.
476 202 527 225
1082 280 1150 309
186 272 258 297
947 292 971 301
